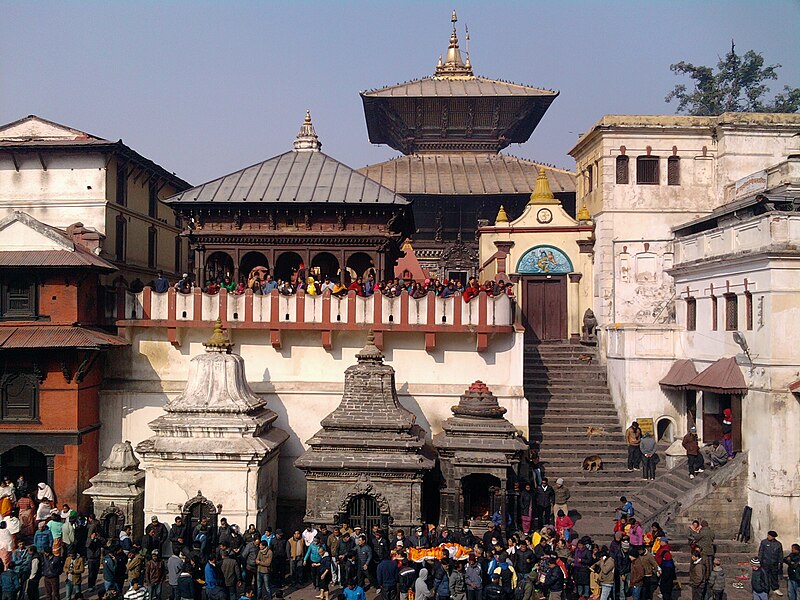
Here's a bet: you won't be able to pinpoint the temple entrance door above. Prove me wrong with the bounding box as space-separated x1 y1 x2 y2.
182 493 219 532
0 446 48 493
461 474 501 521
345 495 382 533
522 276 567 341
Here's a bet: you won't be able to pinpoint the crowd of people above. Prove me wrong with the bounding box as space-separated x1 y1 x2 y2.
149 269 514 303
1 472 798 600
623 419 736 483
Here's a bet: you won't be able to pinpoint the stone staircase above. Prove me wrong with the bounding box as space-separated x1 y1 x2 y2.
526 341 758 598
525 341 641 540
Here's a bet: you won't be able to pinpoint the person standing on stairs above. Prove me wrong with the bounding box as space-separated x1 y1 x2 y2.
689 549 708 600
626 422 642 472
553 479 570 518
640 433 658 481
783 544 799 600
682 427 703 479
758 531 784 596
751 558 770 600
534 478 556 529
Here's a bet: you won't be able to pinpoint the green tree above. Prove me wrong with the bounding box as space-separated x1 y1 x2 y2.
666 41 800 115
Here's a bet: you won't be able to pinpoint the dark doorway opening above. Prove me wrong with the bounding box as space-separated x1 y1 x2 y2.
462 473 501 521
183 494 218 532
239 252 269 284
1 446 48 495
311 252 341 282
275 252 304 283
345 494 382 533
205 252 234 282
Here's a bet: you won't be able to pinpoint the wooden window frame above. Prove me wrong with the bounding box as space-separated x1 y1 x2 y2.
0 277 37 319
744 291 753 330
711 294 718 331
116 162 127 206
0 372 39 422
174 236 182 275
148 179 159 218
115 216 127 262
724 293 738 331
636 156 660 185
147 227 158 269
667 156 681 186
587 165 593 193
616 155 629 184
686 296 697 331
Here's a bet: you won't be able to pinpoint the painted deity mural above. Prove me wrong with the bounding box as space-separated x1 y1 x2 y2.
516 245 573 275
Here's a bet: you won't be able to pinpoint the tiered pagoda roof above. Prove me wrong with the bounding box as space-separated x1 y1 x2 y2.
361 12 559 155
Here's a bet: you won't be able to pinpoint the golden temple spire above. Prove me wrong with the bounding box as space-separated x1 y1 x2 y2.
528 169 559 205
434 10 474 79
495 205 509 224
293 110 322 152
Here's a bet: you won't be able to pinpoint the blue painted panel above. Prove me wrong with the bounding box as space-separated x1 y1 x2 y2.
516 245 573 274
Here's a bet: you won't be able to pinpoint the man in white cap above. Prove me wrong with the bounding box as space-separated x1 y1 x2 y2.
553 478 570 518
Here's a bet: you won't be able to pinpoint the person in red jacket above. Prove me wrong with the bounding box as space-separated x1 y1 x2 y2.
722 408 734 458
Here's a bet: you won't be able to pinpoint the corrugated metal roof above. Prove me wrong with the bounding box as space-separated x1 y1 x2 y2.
687 357 748 394
0 326 128 350
363 76 558 98
659 359 698 389
358 154 576 195
0 250 116 270
166 151 409 205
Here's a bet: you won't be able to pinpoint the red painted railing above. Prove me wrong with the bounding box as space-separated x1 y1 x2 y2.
117 287 515 351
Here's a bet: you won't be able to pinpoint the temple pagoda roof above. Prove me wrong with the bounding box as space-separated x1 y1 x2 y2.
360 12 558 155
358 154 575 196
166 112 408 206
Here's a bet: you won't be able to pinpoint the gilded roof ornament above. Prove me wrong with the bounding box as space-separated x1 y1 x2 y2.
528 169 559 205
293 110 322 152
576 204 592 222
434 10 474 79
495 205 509 223
203 318 233 353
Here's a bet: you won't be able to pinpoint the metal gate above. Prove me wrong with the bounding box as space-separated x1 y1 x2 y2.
346 494 382 533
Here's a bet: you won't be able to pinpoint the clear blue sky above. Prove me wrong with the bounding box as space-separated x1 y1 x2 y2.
3 1 799 184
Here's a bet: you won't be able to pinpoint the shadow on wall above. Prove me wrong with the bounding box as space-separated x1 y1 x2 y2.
397 382 432 441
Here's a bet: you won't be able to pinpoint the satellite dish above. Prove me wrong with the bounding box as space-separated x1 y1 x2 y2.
732 331 748 352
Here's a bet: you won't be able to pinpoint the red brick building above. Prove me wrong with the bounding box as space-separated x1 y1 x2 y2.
0 211 127 511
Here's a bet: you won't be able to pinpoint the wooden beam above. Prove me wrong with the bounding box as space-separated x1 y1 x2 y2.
37 152 47 171
10 152 20 172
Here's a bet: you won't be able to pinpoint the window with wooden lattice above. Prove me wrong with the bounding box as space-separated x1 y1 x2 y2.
686 297 697 331
616 156 629 184
636 156 659 185
711 295 718 331
745 292 753 330
668 156 681 186
725 294 738 331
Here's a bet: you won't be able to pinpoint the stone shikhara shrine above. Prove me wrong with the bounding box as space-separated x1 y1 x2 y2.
296 331 435 529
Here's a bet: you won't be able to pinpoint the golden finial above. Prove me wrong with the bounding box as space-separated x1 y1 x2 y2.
203 318 233 353
528 170 558 205
401 238 414 251
451 9 457 22
495 205 509 223
576 204 592 222
304 109 312 124
434 10 473 79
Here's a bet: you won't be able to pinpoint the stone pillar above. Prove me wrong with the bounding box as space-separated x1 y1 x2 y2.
83 441 145 540
568 273 583 342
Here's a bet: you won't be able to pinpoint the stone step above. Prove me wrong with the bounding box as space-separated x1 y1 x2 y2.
525 384 611 393
528 410 620 420
530 424 623 434
523 364 608 375
535 438 627 448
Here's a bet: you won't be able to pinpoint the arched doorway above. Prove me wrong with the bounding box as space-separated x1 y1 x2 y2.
345 494 382 533
182 491 218 531
205 252 234 282
274 252 304 283
461 473 501 520
311 252 340 282
100 505 126 540
0 446 48 494
346 252 375 281
656 416 676 443
239 252 269 284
